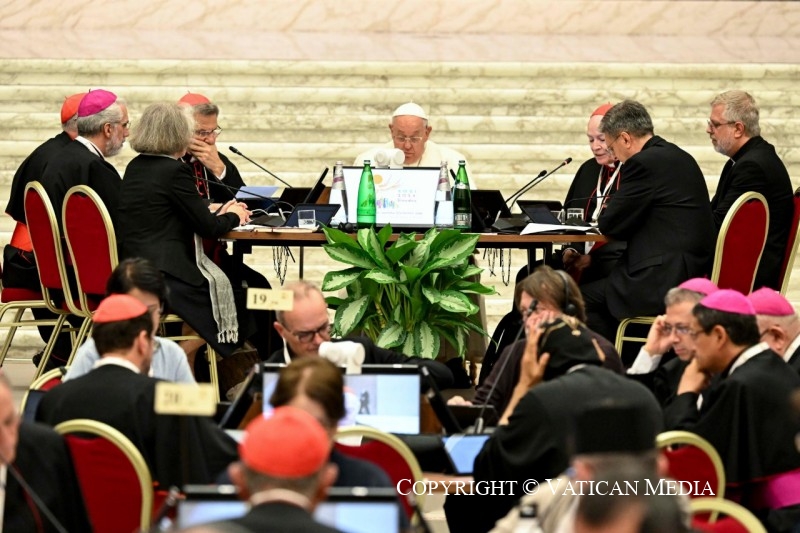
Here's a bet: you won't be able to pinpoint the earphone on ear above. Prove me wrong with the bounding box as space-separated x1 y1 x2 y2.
556 270 578 317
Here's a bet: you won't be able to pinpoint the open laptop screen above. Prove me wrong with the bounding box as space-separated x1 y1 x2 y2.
336 166 439 228
262 363 420 434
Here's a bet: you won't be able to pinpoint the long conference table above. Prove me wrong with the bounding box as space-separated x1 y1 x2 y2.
223 229 608 278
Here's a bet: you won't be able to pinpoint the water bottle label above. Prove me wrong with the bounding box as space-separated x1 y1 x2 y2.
454 212 472 229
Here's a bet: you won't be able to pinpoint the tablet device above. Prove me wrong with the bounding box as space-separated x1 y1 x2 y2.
315 487 402 533
176 485 247 528
519 203 562 225
442 434 491 475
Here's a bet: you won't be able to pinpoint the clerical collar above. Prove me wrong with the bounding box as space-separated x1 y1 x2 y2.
250 488 311 510
93 356 144 375
76 136 105 159
726 342 769 376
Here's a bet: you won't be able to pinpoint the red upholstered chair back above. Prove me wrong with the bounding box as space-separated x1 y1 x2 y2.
55 419 154 533
778 188 800 294
690 497 767 533
335 427 425 520
63 186 118 313
711 192 768 294
657 431 725 501
23 182 70 295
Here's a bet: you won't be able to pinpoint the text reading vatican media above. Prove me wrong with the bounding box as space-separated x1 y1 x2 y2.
397 478 715 497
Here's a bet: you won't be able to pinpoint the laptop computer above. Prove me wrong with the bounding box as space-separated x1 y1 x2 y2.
250 203 341 228
177 486 402 533
421 366 497 434
336 166 439 230
277 167 329 208
235 185 280 211
217 364 262 429
262 363 421 435
471 190 512 232
441 434 491 475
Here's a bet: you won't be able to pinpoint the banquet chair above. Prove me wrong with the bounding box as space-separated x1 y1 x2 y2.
690 497 767 533
23 182 82 379
778 187 800 295
19 366 67 421
711 191 768 293
0 258 61 366
62 185 118 364
55 418 155 533
335 425 425 520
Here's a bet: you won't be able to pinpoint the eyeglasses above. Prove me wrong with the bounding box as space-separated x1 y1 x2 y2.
519 299 539 320
393 135 424 145
605 134 621 155
685 328 708 340
288 322 331 343
110 121 131 129
706 119 735 131
195 127 222 138
662 324 692 336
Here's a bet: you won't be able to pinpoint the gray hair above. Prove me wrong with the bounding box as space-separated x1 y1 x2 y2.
77 98 126 137
663 287 706 308
275 280 325 324
192 103 220 117
600 100 654 138
710 90 760 137
62 115 79 134
129 103 193 156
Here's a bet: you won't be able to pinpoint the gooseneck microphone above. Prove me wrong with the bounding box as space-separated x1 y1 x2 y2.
473 298 538 434
229 146 293 188
0 453 69 533
504 169 547 205
506 158 573 208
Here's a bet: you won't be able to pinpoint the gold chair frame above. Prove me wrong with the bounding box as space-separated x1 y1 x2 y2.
690 497 767 532
19 367 66 415
779 187 800 295
54 418 154 533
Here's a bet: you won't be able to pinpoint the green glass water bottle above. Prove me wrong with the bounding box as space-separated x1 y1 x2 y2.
356 160 376 229
453 160 472 231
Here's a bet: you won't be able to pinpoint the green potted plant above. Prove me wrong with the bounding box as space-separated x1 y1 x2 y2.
321 224 496 359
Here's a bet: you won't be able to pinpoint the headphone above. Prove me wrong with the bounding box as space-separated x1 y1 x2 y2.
337 222 358 233
556 270 578 317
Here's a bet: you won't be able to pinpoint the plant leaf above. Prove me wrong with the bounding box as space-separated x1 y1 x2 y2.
376 224 393 247
357 228 391 270
421 285 441 305
321 267 363 291
399 263 423 284
322 225 361 250
402 333 417 356
385 237 417 263
452 281 498 295
422 233 480 273
376 323 406 349
322 243 376 270
412 321 440 359
437 290 478 314
334 295 370 336
364 270 400 284
456 264 484 278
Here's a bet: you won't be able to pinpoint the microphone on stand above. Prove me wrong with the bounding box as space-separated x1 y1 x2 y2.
229 146 293 188
473 297 538 434
0 452 69 533
504 169 546 206
506 158 573 209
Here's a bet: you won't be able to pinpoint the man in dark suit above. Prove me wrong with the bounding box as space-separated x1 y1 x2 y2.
708 90 794 291
215 406 344 533
39 88 129 229
581 100 715 342
266 280 454 390
747 287 800 375
0 373 91 532
35 294 238 488
664 290 800 530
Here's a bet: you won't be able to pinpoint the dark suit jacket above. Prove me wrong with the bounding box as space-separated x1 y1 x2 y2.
788 343 800 375
599 136 715 318
5 131 72 222
39 139 122 229
267 336 455 390
186 151 246 203
118 154 240 287
35 364 238 488
710 136 794 290
4 422 92 533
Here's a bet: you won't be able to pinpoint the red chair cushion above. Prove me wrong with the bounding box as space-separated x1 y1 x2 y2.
717 199 768 293
64 435 144 533
64 192 115 296
663 445 719 499
692 516 750 533
335 441 414 518
24 188 64 291
1 287 43 303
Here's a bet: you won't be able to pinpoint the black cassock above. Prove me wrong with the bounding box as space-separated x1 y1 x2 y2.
4 422 91 533
35 364 237 488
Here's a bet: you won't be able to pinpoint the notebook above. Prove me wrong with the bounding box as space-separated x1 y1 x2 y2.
262 363 421 434
336 166 439 229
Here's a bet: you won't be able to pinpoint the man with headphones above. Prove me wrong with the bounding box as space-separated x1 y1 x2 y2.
449 266 624 415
